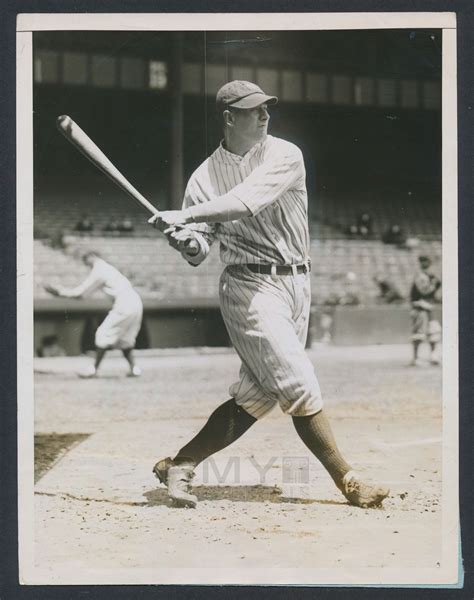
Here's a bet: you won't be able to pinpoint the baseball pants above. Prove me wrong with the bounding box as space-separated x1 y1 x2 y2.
95 290 143 350
410 308 442 343
219 265 323 419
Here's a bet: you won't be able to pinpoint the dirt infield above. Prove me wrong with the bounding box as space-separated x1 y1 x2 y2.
31 344 444 584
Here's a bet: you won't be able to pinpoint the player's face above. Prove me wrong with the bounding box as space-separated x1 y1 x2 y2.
419 259 431 271
231 103 270 145
83 254 95 268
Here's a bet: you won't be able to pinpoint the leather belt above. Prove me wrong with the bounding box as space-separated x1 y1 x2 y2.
245 262 311 276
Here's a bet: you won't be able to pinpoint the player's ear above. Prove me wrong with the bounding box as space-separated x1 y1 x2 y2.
223 109 234 127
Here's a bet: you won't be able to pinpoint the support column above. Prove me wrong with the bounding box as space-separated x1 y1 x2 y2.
170 32 184 210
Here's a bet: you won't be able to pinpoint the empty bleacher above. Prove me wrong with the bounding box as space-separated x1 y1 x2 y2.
34 183 162 240
34 239 92 295
312 184 441 240
34 236 441 306
309 239 441 304
34 180 441 243
33 176 442 307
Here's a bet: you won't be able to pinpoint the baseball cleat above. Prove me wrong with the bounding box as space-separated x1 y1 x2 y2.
166 464 198 508
339 471 389 508
78 365 97 378
153 457 198 507
153 456 174 485
128 365 142 377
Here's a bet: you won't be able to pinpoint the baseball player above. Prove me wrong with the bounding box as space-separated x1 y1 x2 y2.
149 81 389 509
373 273 404 304
44 251 143 378
409 255 442 366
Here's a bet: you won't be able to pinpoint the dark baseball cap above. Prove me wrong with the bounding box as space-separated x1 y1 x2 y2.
216 80 278 110
418 255 432 265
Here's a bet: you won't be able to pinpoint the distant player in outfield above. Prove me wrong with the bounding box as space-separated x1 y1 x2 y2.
410 255 442 366
148 80 389 510
44 251 143 378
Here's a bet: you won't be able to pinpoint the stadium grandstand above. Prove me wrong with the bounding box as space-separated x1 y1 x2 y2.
33 29 442 353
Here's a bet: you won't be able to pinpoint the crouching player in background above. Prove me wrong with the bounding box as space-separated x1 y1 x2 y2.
44 251 143 378
410 254 442 366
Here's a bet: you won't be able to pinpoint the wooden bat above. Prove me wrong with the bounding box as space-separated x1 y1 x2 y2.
56 115 159 216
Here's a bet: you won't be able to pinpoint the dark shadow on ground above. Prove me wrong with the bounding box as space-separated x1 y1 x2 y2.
34 371 126 380
34 433 91 483
143 485 347 507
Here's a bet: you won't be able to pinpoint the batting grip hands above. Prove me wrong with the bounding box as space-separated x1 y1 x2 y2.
55 115 200 258
148 212 200 256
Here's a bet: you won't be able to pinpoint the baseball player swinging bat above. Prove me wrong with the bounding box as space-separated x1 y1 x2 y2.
56 115 160 216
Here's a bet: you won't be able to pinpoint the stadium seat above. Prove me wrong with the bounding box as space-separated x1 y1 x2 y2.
34 183 441 306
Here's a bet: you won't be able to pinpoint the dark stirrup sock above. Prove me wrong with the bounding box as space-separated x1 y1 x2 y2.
174 398 257 467
292 410 352 486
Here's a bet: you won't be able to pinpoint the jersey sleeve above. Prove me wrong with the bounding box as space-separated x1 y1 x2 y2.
220 142 305 215
58 265 104 298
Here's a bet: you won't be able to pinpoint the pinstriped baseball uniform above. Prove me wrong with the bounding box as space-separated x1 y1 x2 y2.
183 134 323 419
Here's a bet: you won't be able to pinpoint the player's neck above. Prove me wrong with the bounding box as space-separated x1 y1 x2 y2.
223 133 265 157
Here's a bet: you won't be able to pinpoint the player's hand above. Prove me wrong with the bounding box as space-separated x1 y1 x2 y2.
413 299 433 311
44 283 61 297
165 227 200 256
148 209 193 232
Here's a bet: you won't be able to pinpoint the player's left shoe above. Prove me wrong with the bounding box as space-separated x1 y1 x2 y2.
339 470 389 508
78 365 97 378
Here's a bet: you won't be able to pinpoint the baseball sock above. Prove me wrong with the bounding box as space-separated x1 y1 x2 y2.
94 347 107 370
122 348 135 369
412 340 421 360
292 410 352 487
173 398 257 467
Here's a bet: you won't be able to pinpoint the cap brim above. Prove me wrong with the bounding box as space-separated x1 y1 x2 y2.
229 93 278 109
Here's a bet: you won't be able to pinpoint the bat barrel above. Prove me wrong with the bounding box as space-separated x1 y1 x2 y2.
56 115 160 217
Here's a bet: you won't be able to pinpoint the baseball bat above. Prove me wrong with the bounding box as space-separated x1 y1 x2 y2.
56 115 159 216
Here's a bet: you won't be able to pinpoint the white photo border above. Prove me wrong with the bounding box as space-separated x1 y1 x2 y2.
17 12 459 586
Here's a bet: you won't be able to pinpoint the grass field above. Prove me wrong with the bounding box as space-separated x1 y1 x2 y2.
31 344 444 585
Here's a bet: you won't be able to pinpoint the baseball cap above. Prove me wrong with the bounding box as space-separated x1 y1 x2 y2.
216 80 278 110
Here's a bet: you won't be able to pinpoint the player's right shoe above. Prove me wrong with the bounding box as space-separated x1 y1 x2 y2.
153 457 198 508
78 365 97 378
339 471 389 508
153 456 174 485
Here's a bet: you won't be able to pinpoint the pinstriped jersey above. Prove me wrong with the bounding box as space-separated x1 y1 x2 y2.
183 135 310 265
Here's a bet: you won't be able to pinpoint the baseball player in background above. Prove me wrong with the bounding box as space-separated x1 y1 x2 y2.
409 254 442 366
149 81 389 509
45 251 143 378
